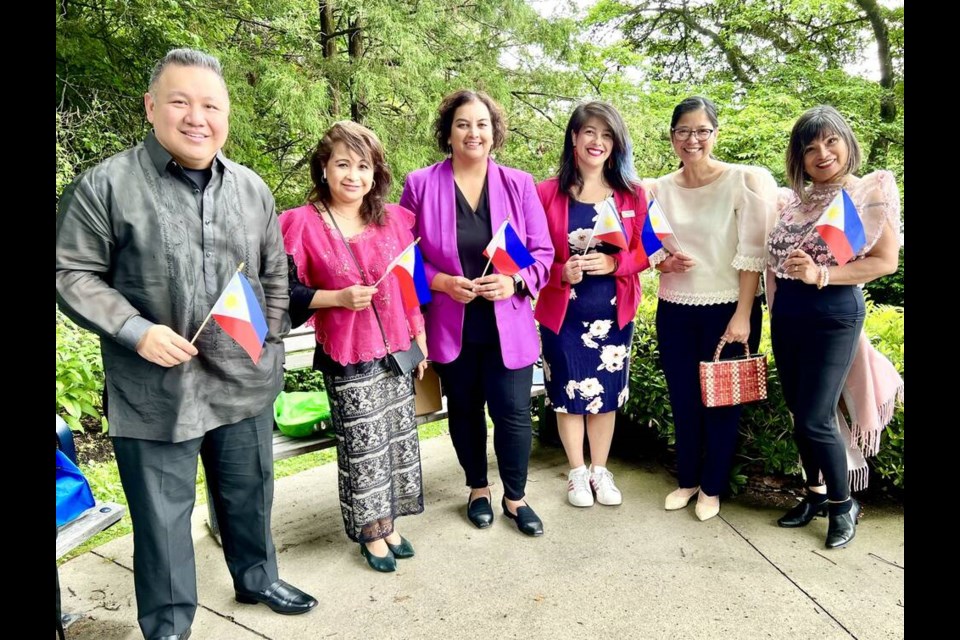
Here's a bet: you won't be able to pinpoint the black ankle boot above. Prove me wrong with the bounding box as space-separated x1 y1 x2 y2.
777 492 828 528
825 498 861 549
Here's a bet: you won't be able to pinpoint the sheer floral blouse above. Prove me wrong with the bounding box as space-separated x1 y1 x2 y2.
767 170 901 279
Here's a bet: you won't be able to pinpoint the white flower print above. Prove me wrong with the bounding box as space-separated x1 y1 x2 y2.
542 357 552 382
581 333 599 349
589 319 613 339
578 377 604 398
568 228 593 252
565 380 578 399
610 295 617 306
598 344 629 373
554 406 569 413
585 397 603 414
570 288 577 300
618 386 629 407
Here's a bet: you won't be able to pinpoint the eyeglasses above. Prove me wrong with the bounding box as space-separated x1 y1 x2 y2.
671 127 714 141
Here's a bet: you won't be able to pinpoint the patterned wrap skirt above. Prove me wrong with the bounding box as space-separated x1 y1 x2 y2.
322 360 424 543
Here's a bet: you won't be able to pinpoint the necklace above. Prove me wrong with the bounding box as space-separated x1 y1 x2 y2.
314 201 361 221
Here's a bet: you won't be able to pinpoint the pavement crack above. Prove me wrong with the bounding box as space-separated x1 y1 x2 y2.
811 550 837 565
868 552 903 569
201 604 274 639
91 550 133 573
720 514 859 639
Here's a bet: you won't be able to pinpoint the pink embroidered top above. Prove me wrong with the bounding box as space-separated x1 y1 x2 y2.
767 170 901 278
279 202 425 366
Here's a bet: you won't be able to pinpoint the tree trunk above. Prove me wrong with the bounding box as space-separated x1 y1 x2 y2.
855 0 896 166
319 1 340 116
348 16 365 123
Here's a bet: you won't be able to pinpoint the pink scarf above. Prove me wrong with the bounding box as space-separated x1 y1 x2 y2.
766 274 903 490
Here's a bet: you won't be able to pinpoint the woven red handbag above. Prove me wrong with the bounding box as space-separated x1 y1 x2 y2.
699 338 768 408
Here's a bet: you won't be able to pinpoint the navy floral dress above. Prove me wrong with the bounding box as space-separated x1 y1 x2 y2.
541 199 634 415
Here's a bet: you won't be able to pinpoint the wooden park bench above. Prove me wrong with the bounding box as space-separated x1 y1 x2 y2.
205 325 546 539
56 415 126 560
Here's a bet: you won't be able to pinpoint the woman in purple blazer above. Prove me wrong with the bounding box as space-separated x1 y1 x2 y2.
400 90 554 536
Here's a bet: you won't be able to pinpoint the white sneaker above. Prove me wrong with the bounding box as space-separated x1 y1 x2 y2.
589 467 622 506
567 467 594 507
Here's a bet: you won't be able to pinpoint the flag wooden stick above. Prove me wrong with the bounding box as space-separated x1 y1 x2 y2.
372 238 421 288
190 261 245 345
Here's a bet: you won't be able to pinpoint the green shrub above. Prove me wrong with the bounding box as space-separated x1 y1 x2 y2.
625 281 905 492
56 309 106 431
284 367 326 393
865 247 904 307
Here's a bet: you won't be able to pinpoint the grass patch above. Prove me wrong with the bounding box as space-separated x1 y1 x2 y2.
59 419 451 565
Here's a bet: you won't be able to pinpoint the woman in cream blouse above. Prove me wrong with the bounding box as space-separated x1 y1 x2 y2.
648 96 777 521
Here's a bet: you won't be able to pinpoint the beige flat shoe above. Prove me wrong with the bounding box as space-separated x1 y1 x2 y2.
695 492 720 521
665 486 700 510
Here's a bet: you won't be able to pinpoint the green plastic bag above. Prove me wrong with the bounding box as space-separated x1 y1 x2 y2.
274 391 332 438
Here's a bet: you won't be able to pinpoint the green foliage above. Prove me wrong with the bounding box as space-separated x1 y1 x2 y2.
625 280 904 492
56 309 106 432
284 368 326 393
865 247 904 307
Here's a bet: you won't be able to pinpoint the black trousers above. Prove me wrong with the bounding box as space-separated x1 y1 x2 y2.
656 297 763 497
433 341 534 501
112 407 278 639
771 279 864 501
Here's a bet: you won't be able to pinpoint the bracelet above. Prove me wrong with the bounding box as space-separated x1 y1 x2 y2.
817 265 830 289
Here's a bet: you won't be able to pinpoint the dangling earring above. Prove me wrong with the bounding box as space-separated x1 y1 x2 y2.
608 156 614 169
371 179 376 189
321 169 327 183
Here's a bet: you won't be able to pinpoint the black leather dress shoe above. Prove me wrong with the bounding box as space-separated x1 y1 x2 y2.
386 535 415 559
502 497 544 537
825 499 862 549
467 494 494 529
153 630 190 640
236 579 318 615
777 497 828 528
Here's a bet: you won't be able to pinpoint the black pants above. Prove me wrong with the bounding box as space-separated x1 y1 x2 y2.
112 407 278 639
771 279 864 502
656 297 763 497
433 341 534 501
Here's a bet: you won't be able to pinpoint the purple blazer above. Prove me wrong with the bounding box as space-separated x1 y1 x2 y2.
399 158 554 369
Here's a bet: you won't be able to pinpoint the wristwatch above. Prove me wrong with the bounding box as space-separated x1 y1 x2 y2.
512 273 526 295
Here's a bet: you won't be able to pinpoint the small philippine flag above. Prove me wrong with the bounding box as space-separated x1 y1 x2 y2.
591 200 629 250
211 271 269 363
639 198 675 261
482 219 536 276
388 242 433 311
815 189 866 266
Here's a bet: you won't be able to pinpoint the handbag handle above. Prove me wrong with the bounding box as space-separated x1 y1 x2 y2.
712 338 750 362
321 202 393 353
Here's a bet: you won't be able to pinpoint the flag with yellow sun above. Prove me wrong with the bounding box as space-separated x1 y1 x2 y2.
210 271 269 363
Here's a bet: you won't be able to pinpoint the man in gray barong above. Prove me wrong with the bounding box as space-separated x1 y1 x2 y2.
56 48 317 640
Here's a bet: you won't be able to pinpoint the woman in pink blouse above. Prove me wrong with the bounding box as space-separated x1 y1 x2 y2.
280 121 427 573
767 106 900 549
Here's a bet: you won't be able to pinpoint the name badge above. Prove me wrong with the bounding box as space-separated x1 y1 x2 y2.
622 209 635 218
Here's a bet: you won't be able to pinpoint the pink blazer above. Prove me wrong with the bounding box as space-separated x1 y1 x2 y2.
399 158 554 369
533 177 650 334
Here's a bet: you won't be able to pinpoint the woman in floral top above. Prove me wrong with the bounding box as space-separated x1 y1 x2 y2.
767 106 900 549
535 102 651 508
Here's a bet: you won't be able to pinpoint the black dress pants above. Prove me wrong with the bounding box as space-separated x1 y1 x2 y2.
112 407 278 639
433 341 534 501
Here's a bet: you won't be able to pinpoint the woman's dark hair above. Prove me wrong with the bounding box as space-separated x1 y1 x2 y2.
308 120 392 226
786 105 862 199
558 100 638 196
670 95 719 130
433 90 507 154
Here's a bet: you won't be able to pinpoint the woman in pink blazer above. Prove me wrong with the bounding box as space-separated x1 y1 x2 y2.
399 90 554 537
534 101 650 509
